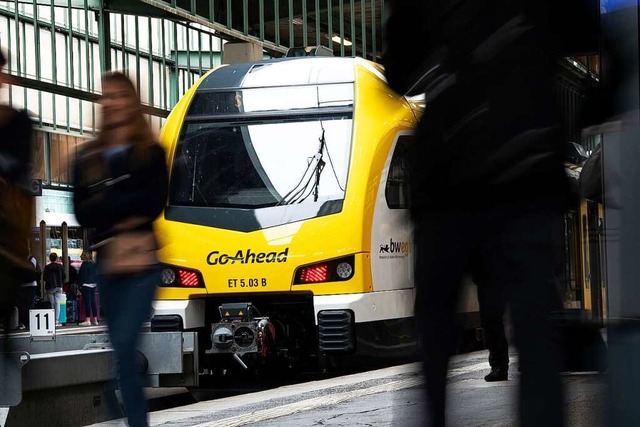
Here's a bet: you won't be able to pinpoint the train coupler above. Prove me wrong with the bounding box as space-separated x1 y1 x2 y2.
206 303 276 369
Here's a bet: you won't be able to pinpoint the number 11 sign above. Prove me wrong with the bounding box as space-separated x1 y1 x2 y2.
29 309 56 338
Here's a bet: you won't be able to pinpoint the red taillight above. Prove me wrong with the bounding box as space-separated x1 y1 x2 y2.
178 270 200 287
293 255 356 285
298 264 329 283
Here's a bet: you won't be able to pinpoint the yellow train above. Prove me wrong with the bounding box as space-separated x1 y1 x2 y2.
149 55 605 376
152 56 424 371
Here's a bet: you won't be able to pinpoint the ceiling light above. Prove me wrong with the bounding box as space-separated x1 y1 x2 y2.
331 35 352 46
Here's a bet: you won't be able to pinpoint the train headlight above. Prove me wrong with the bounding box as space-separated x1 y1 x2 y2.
159 264 205 288
336 262 353 280
161 268 177 286
294 255 355 284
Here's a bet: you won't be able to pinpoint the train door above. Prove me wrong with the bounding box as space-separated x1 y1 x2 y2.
370 133 413 291
586 201 606 321
578 199 606 322
563 199 607 322
598 203 607 320
563 209 584 309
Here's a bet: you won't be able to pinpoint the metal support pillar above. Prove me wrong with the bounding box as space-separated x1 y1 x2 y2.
82 228 89 255
97 1 112 74
39 221 46 299
61 222 69 280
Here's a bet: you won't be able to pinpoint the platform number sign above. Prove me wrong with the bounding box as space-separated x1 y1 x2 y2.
29 309 56 337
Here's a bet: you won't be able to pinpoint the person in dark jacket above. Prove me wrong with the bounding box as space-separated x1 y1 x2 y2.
0 48 35 331
65 256 79 301
73 72 168 427
384 2 570 426
44 252 65 327
77 250 99 326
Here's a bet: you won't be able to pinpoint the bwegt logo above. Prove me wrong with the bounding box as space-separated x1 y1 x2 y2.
206 248 289 265
379 238 411 256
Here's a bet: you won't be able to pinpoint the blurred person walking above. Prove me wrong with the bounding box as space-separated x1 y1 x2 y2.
73 71 168 427
384 2 575 426
44 252 65 327
77 250 99 326
0 49 35 332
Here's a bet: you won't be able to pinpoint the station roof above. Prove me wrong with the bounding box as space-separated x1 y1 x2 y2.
106 0 385 60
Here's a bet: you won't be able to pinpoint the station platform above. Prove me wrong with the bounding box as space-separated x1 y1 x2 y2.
89 350 605 427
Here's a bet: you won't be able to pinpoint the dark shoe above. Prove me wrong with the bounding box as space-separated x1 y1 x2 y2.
484 368 508 382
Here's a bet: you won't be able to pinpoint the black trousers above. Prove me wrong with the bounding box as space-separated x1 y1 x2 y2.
476 278 509 371
473 254 510 371
17 286 36 327
414 202 565 427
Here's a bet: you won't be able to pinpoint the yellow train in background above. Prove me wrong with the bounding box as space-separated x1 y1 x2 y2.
149 55 604 378
152 56 429 372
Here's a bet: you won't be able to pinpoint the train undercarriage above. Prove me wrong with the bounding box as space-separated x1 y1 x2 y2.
149 292 419 385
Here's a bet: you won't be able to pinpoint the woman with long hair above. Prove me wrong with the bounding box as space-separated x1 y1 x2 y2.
73 71 168 427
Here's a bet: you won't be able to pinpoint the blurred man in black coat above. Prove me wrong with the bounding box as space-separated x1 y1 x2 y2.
0 49 34 331
383 1 583 426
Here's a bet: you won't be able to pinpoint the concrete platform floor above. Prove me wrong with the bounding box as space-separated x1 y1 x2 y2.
89 350 605 427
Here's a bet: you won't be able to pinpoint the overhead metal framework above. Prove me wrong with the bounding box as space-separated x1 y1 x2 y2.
0 0 224 133
0 0 385 138
126 0 386 60
0 0 225 200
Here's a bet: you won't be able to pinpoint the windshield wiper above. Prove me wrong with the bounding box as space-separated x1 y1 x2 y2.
307 128 327 203
277 128 326 206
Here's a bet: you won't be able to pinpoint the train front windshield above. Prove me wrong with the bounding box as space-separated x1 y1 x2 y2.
167 83 354 231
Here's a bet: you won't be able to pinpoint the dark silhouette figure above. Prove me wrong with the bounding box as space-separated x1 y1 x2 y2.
384 2 573 426
0 49 35 331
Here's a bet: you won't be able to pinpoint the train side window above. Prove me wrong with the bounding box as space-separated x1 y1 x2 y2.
385 136 411 209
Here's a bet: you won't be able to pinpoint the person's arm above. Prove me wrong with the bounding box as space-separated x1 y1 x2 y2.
77 263 86 286
73 158 117 230
106 144 169 223
74 144 169 229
